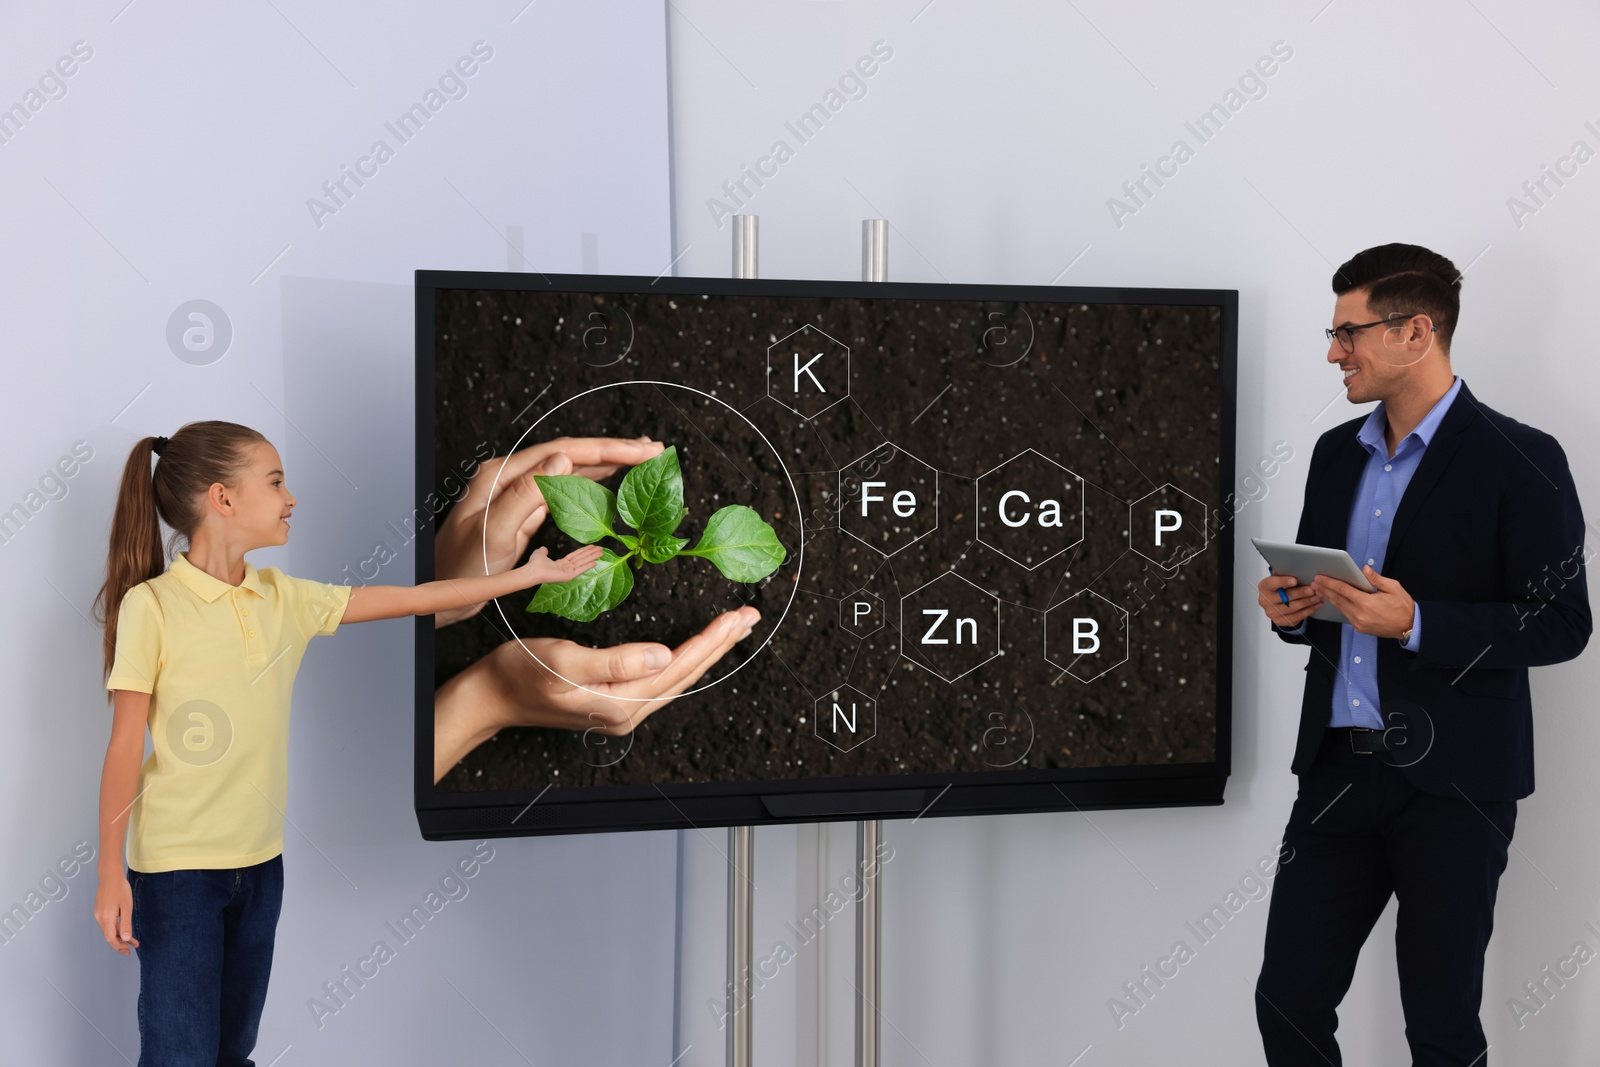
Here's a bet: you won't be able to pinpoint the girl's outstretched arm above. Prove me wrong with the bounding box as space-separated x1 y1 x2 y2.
93 689 147 956
341 544 604 625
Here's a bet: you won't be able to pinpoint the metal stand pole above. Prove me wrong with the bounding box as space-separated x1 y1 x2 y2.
729 824 753 1067
855 217 889 1067
862 219 887 285
733 214 759 281
727 214 758 1067
854 819 881 1067
722 216 890 1067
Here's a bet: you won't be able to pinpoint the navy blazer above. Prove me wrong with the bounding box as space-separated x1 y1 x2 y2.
1273 379 1591 801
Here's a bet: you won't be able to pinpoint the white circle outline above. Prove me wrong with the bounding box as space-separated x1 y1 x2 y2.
481 380 804 703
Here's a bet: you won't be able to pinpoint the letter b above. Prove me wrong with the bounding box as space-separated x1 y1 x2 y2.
1073 618 1099 654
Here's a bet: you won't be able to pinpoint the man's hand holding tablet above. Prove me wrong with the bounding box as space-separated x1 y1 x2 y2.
1310 565 1416 639
1256 567 1323 629
1251 538 1417 639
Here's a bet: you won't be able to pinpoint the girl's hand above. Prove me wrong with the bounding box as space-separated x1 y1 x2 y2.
94 873 139 956
516 544 605 588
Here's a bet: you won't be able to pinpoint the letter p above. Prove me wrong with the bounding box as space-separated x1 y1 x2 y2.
1154 509 1182 546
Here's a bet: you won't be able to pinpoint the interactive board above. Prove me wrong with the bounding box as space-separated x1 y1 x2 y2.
414 271 1237 838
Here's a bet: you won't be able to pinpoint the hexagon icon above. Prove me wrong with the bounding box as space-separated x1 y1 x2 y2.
1045 590 1129 683
1129 482 1207 571
768 323 849 419
899 571 1001 682
838 445 938 557
839 588 885 638
976 448 1084 570
815 685 876 752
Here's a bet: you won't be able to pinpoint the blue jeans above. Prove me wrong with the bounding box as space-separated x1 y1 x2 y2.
129 854 284 1067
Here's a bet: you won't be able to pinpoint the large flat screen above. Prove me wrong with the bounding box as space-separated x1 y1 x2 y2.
415 271 1237 838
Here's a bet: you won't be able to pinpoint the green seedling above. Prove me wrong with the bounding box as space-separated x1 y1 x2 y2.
526 446 787 622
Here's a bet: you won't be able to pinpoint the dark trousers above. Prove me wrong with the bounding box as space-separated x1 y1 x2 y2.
1256 730 1516 1066
129 854 284 1067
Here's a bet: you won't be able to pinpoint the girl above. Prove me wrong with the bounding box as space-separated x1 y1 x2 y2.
89 420 600 1066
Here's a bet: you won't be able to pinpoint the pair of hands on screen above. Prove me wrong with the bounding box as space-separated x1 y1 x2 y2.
1255 567 1414 638
430 436 762 782
433 435 666 626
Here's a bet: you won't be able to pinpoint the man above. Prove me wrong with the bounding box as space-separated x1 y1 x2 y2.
1252 242 1591 1065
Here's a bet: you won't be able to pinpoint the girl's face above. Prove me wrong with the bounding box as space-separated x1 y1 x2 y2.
226 442 297 547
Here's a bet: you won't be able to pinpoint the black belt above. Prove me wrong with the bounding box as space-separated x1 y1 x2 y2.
1325 726 1389 755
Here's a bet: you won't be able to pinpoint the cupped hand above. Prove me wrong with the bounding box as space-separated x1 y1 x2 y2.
432 607 760 782
434 436 663 626
486 606 758 733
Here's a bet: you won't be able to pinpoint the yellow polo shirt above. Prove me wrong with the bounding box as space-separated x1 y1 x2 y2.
105 550 352 873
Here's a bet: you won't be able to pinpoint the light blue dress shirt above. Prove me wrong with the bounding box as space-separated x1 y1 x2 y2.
1279 376 1461 729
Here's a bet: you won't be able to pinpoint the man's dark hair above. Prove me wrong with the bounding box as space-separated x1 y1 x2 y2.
1332 243 1461 350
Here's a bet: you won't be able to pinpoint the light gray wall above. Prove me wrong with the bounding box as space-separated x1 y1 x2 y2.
663 1 1600 1064
0 2 675 1064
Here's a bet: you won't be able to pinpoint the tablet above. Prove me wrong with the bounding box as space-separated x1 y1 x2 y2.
1250 537 1376 625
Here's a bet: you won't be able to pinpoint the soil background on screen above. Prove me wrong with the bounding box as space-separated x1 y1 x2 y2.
433 290 1222 793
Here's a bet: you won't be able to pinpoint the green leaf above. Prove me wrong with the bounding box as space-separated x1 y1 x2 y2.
534 475 618 544
525 548 634 622
640 530 689 564
615 532 640 551
682 505 786 582
618 446 684 536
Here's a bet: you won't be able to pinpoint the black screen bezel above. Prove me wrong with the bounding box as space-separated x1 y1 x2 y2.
414 270 1238 839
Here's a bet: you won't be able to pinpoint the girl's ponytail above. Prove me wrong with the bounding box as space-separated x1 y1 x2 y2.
94 421 267 692
95 436 165 687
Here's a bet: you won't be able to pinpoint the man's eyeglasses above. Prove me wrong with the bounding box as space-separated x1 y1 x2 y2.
1325 312 1436 354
